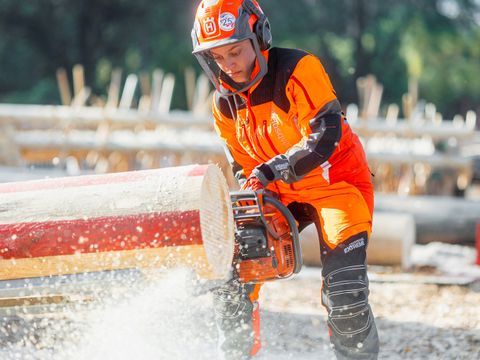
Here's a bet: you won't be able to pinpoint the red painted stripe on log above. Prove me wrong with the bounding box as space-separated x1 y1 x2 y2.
0 210 202 259
187 164 209 177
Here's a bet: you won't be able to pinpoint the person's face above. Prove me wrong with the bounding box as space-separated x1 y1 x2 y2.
209 39 256 83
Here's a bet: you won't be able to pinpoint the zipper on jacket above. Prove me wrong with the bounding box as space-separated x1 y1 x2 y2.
263 120 280 155
234 92 263 161
245 94 269 160
242 124 261 160
245 94 256 128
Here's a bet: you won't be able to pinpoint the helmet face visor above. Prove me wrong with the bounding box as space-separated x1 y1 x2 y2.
193 35 267 95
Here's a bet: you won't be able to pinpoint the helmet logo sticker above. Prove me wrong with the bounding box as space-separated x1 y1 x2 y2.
219 12 236 32
203 17 217 35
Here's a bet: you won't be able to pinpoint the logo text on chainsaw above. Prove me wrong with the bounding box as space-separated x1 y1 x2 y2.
343 238 365 254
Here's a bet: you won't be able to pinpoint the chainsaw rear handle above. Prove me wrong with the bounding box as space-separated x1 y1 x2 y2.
230 190 303 276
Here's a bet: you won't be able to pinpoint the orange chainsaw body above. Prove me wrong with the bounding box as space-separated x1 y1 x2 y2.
230 191 302 283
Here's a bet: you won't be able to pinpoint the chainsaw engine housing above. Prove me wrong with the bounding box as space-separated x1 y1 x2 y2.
231 191 302 283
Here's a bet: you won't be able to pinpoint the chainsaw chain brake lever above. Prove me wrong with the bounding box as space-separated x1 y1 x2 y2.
230 190 277 238
230 190 263 219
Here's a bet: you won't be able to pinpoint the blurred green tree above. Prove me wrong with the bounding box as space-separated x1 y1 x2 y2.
0 0 478 117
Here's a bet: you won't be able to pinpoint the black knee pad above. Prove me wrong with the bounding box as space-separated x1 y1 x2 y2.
322 264 372 346
321 232 378 354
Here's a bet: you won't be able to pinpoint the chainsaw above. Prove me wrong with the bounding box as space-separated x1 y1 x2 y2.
230 190 302 283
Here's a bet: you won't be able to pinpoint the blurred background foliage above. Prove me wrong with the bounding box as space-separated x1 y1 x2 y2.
0 0 478 118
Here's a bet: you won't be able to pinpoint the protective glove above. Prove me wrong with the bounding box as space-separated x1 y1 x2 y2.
241 175 264 192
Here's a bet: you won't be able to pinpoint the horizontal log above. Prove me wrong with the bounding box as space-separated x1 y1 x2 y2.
368 212 415 268
0 268 146 311
0 166 74 183
299 212 415 269
11 130 471 170
1 104 477 142
0 164 234 280
0 268 143 296
368 272 477 286
13 129 223 154
366 152 471 169
351 118 477 140
375 194 480 245
0 104 212 129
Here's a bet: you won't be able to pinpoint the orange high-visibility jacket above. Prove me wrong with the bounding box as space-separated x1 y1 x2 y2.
212 47 372 211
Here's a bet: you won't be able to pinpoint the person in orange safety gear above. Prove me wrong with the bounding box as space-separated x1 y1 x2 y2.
192 1 380 359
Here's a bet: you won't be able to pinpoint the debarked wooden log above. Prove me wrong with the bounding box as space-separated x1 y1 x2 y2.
299 212 416 269
0 164 234 280
374 194 480 245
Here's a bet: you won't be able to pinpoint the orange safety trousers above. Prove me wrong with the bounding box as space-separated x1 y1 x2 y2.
247 165 373 357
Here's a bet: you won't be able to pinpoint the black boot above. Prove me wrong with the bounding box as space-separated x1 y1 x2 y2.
212 278 260 360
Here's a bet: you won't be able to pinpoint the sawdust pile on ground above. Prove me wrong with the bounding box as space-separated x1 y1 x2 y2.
0 266 479 360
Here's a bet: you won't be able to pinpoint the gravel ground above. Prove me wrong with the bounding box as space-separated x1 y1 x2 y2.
259 267 480 360
0 266 479 360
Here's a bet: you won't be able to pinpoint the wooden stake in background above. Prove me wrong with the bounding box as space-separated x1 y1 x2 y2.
106 68 123 109
56 68 72 106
